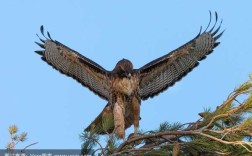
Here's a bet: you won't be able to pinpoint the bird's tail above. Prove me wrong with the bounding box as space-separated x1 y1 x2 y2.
84 103 135 137
85 103 114 134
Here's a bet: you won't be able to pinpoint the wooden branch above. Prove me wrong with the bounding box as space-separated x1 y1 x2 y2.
115 130 196 152
114 128 252 154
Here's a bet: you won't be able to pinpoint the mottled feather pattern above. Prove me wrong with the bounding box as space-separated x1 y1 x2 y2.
139 12 224 100
35 30 110 100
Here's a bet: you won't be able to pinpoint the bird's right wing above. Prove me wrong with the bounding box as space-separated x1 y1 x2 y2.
35 26 110 100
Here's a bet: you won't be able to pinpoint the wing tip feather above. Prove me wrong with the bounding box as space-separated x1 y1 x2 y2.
35 41 45 49
214 30 225 41
37 25 53 41
34 50 44 56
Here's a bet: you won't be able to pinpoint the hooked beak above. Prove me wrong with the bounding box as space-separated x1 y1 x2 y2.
127 73 132 79
123 72 132 79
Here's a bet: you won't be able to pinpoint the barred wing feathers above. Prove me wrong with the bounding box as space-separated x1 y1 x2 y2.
35 26 110 100
139 12 224 100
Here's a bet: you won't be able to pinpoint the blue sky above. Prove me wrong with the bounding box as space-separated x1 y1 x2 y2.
1 1 252 149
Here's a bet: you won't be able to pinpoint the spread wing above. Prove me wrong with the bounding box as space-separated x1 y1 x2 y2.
35 26 110 100
138 12 224 100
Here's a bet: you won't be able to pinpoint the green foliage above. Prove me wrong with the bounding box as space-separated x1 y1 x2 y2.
6 125 28 149
80 131 99 155
156 122 182 132
105 135 119 154
19 132 27 142
239 117 252 131
8 125 18 135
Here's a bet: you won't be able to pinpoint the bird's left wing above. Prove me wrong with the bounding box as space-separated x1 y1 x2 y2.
35 26 110 100
138 12 224 100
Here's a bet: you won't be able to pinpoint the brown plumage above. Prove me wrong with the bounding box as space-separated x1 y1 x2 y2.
35 12 224 139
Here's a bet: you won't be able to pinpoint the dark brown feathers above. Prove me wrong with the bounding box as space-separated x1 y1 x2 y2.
138 12 224 100
35 26 110 100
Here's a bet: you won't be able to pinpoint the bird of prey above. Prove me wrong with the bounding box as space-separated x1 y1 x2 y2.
35 12 224 139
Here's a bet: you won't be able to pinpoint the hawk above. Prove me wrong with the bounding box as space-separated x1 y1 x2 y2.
35 12 224 139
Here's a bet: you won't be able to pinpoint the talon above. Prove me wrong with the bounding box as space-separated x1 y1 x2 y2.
127 133 137 140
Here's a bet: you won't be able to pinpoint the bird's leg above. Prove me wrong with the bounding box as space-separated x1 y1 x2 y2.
113 96 125 139
132 96 140 137
134 126 138 136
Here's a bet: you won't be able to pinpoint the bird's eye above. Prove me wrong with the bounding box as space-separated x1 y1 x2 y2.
118 71 126 77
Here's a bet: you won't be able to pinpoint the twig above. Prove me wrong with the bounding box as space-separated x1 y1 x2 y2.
91 148 103 156
198 131 252 152
104 126 118 154
88 136 105 156
203 102 245 130
20 142 38 153
234 99 242 105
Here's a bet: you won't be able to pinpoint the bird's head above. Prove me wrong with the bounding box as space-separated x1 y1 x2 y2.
113 59 133 79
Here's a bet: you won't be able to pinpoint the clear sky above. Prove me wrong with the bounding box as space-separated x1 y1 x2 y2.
1 0 252 149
